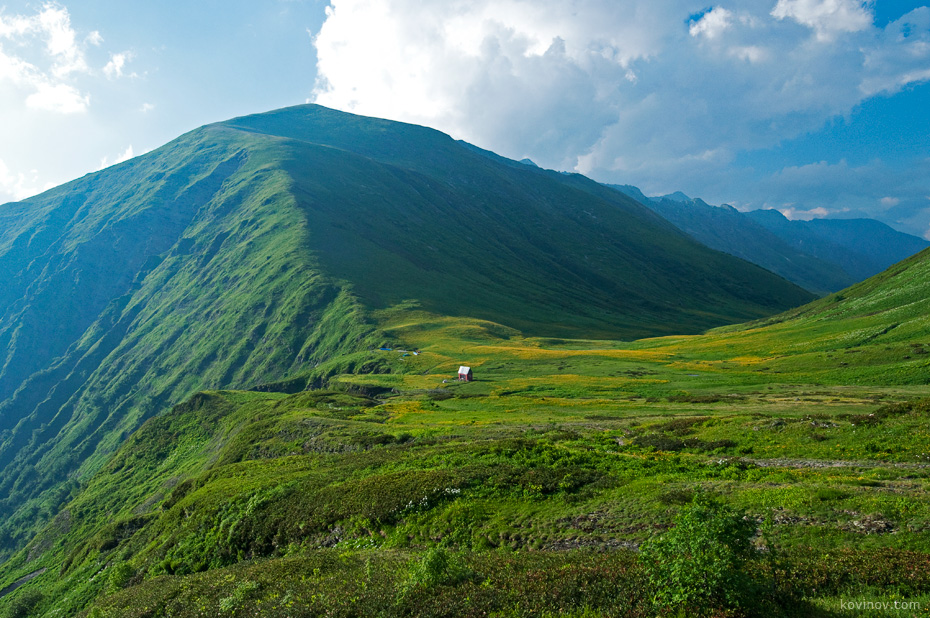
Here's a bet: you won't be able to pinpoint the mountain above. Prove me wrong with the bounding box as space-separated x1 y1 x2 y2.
612 185 930 295
610 185 855 294
745 208 930 282
0 105 814 557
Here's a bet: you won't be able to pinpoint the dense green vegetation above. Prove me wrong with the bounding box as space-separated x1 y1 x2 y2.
1 244 929 616
0 104 814 563
2 104 929 616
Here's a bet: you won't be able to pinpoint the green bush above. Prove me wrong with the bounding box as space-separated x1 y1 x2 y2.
0 590 43 618
107 562 136 593
401 547 471 594
640 497 758 616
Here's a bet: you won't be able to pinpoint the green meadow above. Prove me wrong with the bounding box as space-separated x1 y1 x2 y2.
2 248 930 617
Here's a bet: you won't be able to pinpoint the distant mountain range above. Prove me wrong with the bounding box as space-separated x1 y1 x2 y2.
611 185 929 295
0 104 813 556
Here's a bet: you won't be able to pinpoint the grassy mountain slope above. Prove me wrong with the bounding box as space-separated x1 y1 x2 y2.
3 246 930 617
645 245 930 384
613 185 930 295
0 105 814 561
229 106 813 337
746 208 929 282
610 187 856 294
0 126 382 556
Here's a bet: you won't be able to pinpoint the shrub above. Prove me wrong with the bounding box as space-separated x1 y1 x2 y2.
640 496 758 617
399 547 472 600
107 562 136 592
0 590 43 618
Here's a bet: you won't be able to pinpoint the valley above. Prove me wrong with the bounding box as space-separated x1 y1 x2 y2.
0 105 928 617
3 247 930 616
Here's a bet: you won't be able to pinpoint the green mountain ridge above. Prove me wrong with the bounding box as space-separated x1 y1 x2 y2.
745 208 930 282
611 184 930 294
0 104 813 559
0 121 381 554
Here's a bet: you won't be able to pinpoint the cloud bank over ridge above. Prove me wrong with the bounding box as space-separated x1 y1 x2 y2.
312 0 930 235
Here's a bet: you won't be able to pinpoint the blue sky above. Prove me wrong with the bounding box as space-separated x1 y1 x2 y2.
1 1 929 238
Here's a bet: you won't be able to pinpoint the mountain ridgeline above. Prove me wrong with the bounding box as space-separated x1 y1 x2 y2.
0 105 813 555
612 185 930 295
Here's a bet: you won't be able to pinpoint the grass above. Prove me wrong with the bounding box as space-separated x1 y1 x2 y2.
0 104 816 567
1 106 930 617
3 257 930 615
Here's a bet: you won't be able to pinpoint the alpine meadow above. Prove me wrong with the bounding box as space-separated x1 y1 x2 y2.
0 105 929 618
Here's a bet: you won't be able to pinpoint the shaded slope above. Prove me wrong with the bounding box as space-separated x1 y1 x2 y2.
612 185 930 294
611 186 856 294
610 185 858 294
745 208 929 282
227 105 813 338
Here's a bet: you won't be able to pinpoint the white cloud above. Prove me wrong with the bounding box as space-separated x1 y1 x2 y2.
312 0 930 204
98 145 134 170
25 81 89 113
37 2 89 77
115 144 134 164
771 0 872 42
860 8 930 96
313 0 665 170
729 45 766 62
0 3 93 113
140 102 155 113
103 51 131 79
690 7 733 39
0 159 41 201
780 205 829 220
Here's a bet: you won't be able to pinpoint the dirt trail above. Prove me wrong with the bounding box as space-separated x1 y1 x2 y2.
0 568 46 600
745 458 930 470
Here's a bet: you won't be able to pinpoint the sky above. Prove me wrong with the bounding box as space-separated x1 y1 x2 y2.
1 1 929 238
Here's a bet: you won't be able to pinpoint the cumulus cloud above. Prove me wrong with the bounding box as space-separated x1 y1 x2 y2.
36 2 89 77
780 206 830 220
313 0 665 170
103 51 132 79
690 7 733 39
25 81 89 113
0 2 94 113
771 0 872 42
311 0 930 214
860 8 930 95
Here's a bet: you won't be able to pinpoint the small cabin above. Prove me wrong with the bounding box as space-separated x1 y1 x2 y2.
458 366 473 381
